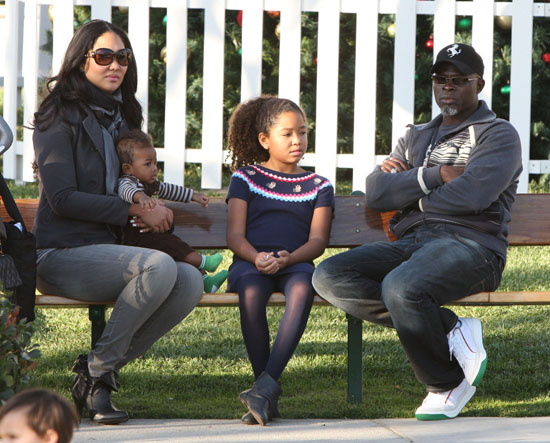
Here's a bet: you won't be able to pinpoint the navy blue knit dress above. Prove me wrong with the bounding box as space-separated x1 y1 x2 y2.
226 165 334 290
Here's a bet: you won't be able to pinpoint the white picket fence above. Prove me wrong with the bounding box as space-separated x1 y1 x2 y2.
1 0 549 192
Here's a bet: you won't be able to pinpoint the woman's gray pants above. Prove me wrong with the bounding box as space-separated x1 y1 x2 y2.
37 244 203 376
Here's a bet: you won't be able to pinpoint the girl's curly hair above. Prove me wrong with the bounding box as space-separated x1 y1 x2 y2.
226 96 306 171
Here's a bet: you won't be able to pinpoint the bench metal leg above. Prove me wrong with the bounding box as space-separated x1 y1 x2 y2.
89 306 106 349
346 313 363 404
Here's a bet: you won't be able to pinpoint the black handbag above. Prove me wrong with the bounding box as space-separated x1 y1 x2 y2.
0 168 37 322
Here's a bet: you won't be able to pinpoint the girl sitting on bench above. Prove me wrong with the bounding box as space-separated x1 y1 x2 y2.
226 96 334 425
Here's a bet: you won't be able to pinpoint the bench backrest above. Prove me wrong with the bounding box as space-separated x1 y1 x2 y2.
3 194 550 248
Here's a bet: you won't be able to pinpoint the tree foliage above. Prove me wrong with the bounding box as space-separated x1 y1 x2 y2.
66 8 550 191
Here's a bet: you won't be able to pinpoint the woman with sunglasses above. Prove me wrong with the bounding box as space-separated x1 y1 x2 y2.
32 20 203 424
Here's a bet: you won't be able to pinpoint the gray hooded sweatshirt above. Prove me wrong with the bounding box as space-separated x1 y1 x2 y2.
365 100 523 263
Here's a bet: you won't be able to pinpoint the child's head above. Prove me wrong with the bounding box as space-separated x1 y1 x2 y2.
227 96 307 171
0 388 79 443
117 129 158 184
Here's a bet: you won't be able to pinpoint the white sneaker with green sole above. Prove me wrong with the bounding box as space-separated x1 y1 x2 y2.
415 378 475 421
448 317 487 386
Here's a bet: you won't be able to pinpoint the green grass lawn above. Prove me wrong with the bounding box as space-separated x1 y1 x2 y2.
26 246 550 419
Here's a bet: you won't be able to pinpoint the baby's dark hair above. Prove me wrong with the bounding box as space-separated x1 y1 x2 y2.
117 129 154 165
0 388 79 443
226 96 306 171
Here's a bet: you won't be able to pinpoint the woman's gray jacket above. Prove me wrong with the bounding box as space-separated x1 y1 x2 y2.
33 104 130 249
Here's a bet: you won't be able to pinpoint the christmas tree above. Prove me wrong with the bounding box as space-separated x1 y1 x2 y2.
64 7 550 193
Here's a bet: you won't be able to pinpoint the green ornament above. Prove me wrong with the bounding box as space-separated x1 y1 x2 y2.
163 15 167 27
238 48 242 55
415 73 418 81
458 17 472 30
500 85 511 95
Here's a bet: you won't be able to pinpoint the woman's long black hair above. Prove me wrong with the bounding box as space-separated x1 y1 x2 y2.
33 20 143 130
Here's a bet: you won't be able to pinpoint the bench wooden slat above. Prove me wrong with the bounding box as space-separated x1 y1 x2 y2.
0 198 39 231
199 293 331 306
452 292 550 305
4 198 392 249
5 194 550 247
167 196 393 249
506 194 550 245
34 293 330 307
34 291 550 308
35 295 109 307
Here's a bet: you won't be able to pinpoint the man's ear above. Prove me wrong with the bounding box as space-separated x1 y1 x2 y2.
258 132 269 150
121 162 132 174
476 78 485 94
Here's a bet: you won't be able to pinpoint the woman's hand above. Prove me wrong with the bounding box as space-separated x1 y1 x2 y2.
129 202 173 233
255 252 279 274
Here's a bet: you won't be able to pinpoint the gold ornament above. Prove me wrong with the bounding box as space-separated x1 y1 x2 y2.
118 6 129 14
496 15 512 31
48 5 54 22
160 47 167 63
275 23 280 39
387 23 396 38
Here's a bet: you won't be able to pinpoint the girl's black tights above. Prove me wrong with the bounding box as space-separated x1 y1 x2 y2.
237 272 314 381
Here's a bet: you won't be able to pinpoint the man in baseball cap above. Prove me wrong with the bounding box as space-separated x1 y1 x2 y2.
431 43 484 77
313 42 522 421
428 43 486 124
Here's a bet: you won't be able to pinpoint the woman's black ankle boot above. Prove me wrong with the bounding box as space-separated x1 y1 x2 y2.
239 372 282 426
71 354 129 425
240 388 282 425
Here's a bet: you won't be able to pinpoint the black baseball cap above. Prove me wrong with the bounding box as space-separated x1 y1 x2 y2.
431 43 484 77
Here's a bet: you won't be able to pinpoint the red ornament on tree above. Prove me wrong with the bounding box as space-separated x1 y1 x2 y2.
236 10 243 27
542 53 550 64
267 11 280 18
425 37 434 50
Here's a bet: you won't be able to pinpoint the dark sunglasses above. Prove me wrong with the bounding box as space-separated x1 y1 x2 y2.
431 73 479 87
85 48 133 66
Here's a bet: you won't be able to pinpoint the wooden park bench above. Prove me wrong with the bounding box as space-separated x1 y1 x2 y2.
2 194 550 404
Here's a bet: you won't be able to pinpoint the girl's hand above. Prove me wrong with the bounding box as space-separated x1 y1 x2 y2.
192 192 209 207
275 250 291 270
255 252 279 274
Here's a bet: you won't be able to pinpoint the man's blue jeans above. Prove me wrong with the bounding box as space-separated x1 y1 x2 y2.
312 225 502 391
